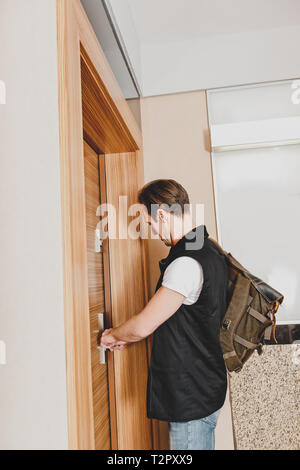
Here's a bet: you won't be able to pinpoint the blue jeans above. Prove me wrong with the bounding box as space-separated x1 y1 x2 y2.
168 408 221 450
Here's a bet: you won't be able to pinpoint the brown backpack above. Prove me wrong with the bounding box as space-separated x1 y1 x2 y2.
209 238 284 373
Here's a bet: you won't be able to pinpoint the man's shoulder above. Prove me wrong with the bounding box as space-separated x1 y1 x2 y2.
164 256 202 276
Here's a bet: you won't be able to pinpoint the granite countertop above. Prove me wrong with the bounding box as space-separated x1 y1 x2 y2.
229 343 300 450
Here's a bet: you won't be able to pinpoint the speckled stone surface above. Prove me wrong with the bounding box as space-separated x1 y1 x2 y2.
229 345 300 450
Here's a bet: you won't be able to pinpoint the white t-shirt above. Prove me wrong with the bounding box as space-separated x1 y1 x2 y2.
161 256 204 305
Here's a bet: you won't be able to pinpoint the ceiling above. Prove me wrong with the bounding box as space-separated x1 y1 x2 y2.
127 0 300 43
87 0 300 97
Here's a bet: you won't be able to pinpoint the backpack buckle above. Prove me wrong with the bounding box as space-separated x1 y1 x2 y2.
222 319 231 330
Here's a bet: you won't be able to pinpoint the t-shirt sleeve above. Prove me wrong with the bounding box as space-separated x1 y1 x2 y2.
161 256 203 299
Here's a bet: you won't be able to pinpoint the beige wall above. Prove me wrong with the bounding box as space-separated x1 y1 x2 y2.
140 91 234 450
126 98 142 131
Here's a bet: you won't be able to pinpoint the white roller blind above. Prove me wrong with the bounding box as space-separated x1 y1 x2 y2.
211 117 300 150
207 80 300 324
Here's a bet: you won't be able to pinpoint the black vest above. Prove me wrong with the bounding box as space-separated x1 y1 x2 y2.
146 224 228 422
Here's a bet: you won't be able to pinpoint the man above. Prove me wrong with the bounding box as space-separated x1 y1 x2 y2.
100 179 228 450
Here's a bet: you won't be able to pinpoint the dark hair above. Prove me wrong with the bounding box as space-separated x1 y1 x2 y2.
138 179 190 220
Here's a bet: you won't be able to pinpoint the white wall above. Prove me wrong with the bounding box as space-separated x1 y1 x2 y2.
0 0 68 449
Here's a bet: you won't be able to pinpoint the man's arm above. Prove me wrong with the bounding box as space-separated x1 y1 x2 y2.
100 286 186 350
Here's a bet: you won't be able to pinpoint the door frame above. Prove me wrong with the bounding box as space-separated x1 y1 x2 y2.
56 0 152 449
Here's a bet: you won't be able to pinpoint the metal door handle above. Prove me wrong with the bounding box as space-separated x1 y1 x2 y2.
93 313 106 364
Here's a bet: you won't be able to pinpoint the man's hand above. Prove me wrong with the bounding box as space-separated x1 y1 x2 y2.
99 328 127 351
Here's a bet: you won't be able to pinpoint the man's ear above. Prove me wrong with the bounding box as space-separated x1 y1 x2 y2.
157 208 164 221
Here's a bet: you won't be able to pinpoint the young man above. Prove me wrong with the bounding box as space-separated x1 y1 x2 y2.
100 179 228 450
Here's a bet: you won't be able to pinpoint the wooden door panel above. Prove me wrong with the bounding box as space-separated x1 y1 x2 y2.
58 0 160 449
105 153 153 450
84 141 111 450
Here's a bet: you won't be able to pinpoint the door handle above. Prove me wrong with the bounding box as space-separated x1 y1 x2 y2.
93 313 106 364
95 227 103 253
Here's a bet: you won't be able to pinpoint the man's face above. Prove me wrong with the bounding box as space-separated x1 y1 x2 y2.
141 207 172 246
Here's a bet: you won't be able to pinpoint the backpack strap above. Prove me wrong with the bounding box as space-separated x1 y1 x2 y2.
209 237 284 306
247 306 272 325
208 237 228 257
234 335 257 349
220 272 252 372
208 237 246 270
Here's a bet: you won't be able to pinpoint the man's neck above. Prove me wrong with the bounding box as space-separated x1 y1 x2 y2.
171 218 197 246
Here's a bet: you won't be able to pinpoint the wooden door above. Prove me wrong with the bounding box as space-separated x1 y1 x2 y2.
58 0 159 449
84 141 111 449
105 153 153 449
83 143 153 449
